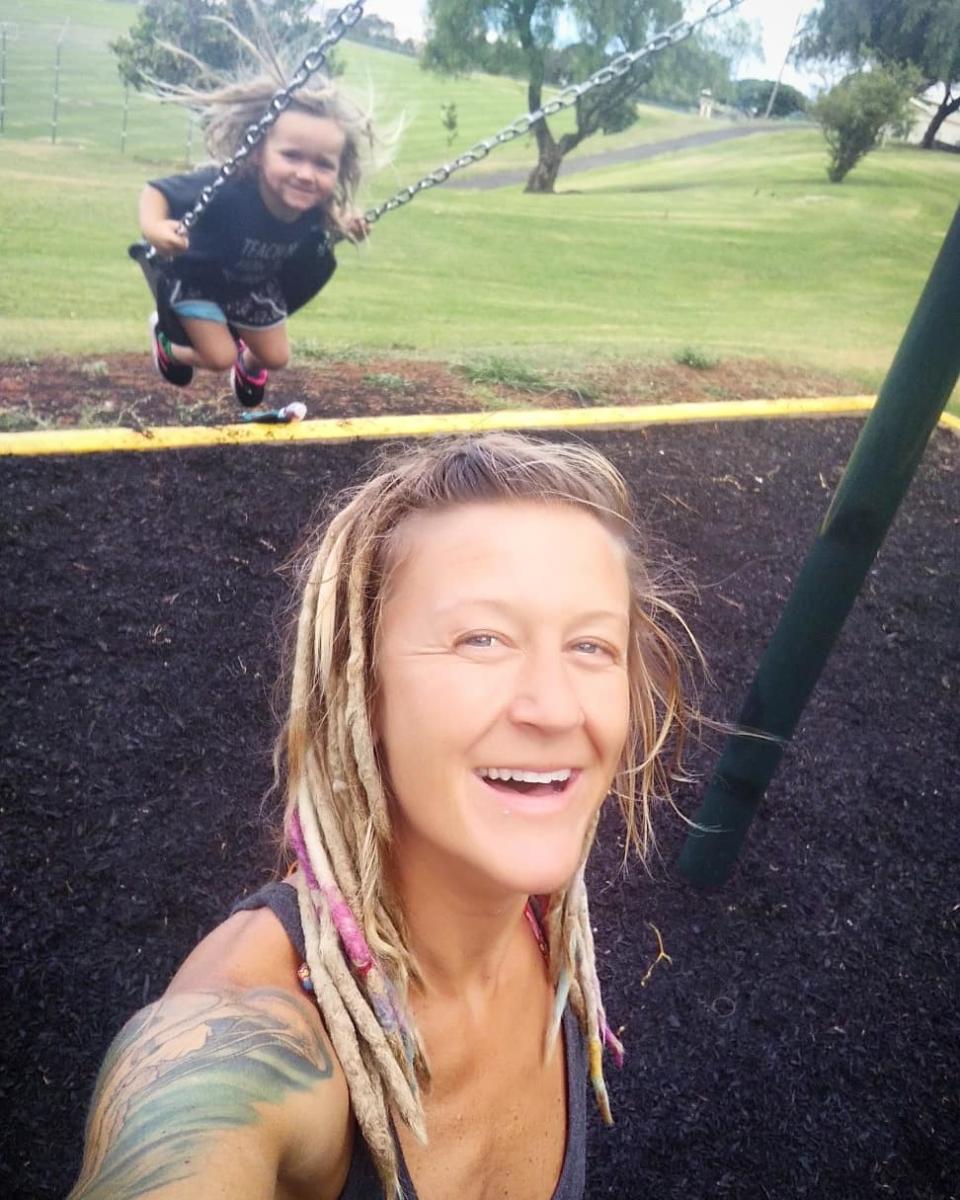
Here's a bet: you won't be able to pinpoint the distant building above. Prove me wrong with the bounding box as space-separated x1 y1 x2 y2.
903 89 960 148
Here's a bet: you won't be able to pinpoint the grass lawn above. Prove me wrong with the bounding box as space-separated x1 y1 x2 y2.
1 1 958 411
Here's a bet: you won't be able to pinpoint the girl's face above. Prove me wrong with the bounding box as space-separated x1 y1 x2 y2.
375 500 632 899
256 109 345 221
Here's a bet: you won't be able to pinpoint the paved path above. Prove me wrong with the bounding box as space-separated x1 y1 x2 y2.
447 121 786 189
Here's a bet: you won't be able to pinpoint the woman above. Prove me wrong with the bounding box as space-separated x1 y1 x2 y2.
70 434 697 1200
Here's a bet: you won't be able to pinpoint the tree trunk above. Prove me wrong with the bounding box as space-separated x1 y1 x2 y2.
920 87 960 149
525 136 563 193
517 7 560 194
525 123 584 194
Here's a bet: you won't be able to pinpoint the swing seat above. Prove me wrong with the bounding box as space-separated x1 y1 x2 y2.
128 241 193 346
127 236 338 349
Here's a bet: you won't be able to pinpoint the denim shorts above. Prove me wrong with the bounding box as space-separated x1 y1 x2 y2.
167 276 288 330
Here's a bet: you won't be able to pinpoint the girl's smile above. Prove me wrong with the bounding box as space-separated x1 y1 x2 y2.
255 109 345 221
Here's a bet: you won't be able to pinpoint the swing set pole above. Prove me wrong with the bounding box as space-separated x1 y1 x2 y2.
677 203 960 890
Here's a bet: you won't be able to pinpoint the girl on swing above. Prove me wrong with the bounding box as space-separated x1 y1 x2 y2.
140 38 373 411
69 433 699 1200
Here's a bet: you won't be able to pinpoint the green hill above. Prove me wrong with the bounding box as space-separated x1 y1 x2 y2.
0 0 708 172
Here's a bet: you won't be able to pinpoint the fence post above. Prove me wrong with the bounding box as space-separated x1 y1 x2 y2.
50 19 70 145
1 24 7 135
677 204 960 889
121 80 130 154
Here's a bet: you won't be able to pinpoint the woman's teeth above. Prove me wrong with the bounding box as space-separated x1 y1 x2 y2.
478 768 572 784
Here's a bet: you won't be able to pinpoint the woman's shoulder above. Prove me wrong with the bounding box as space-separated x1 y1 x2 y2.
69 896 353 1200
166 886 354 1125
168 882 304 993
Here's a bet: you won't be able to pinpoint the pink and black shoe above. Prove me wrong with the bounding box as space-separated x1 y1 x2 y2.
149 312 193 387
231 341 268 408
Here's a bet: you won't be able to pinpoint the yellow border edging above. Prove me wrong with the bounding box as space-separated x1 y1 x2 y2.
0 396 891 457
939 410 960 433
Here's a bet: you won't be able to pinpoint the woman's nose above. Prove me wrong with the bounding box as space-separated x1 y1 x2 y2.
507 650 585 732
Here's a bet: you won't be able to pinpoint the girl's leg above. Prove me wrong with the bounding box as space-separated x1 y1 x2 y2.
236 323 290 373
170 317 238 372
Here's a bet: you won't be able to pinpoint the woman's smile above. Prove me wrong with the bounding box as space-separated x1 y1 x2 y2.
474 767 582 814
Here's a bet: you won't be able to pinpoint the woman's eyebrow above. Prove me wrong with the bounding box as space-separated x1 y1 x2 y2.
432 598 627 626
430 598 515 620
571 610 630 629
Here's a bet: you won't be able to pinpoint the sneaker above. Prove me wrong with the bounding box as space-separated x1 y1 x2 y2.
232 340 268 407
149 312 193 387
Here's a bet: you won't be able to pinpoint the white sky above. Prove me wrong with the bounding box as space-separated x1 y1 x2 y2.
362 0 821 92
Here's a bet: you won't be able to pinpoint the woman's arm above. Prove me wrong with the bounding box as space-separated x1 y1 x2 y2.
69 987 340 1200
138 185 189 256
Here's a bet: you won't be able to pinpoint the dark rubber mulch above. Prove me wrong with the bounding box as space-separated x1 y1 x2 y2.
2 419 957 1200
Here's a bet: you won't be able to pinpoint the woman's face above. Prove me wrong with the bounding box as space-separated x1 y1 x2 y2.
375 500 632 898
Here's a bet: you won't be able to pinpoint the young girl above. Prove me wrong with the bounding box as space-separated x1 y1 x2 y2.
69 434 699 1200
141 75 372 409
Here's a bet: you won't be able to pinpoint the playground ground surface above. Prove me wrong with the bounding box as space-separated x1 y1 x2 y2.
0 350 866 431
2 416 958 1199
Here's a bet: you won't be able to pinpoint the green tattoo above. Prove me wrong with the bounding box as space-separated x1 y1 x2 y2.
69 989 333 1199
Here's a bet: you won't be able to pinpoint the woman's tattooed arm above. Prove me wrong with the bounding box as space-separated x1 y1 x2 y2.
69 988 334 1200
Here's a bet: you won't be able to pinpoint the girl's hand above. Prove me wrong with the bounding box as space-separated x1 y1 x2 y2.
146 220 190 257
344 212 370 242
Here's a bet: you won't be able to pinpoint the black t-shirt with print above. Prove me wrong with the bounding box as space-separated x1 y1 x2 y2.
149 166 333 302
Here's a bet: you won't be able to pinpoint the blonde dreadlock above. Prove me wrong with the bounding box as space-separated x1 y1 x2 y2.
278 433 700 1197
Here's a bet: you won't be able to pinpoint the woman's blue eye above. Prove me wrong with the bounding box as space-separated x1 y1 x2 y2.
574 640 613 658
462 634 497 648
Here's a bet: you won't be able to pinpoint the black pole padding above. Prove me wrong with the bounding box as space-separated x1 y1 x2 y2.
677 204 960 890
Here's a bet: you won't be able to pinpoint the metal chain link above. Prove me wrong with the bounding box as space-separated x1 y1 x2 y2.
177 0 367 233
364 0 745 225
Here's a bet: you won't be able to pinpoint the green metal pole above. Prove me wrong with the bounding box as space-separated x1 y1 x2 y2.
678 204 960 889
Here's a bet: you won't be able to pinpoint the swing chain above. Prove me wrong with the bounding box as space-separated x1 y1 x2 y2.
363 0 745 223
177 0 366 234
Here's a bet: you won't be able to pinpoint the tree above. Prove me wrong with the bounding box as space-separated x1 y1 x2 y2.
813 65 919 181
733 78 808 118
111 0 328 91
799 0 960 149
423 0 750 193
441 101 459 144
637 16 759 107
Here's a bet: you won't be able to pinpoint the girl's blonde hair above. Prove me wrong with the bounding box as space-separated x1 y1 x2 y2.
193 79 371 225
278 433 700 1197
146 5 382 233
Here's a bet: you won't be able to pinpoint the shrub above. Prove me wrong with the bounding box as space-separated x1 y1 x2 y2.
734 78 808 118
361 372 414 393
813 67 920 183
458 357 552 392
674 346 719 370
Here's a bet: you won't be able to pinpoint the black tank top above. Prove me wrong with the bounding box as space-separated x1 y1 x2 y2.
233 881 587 1199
